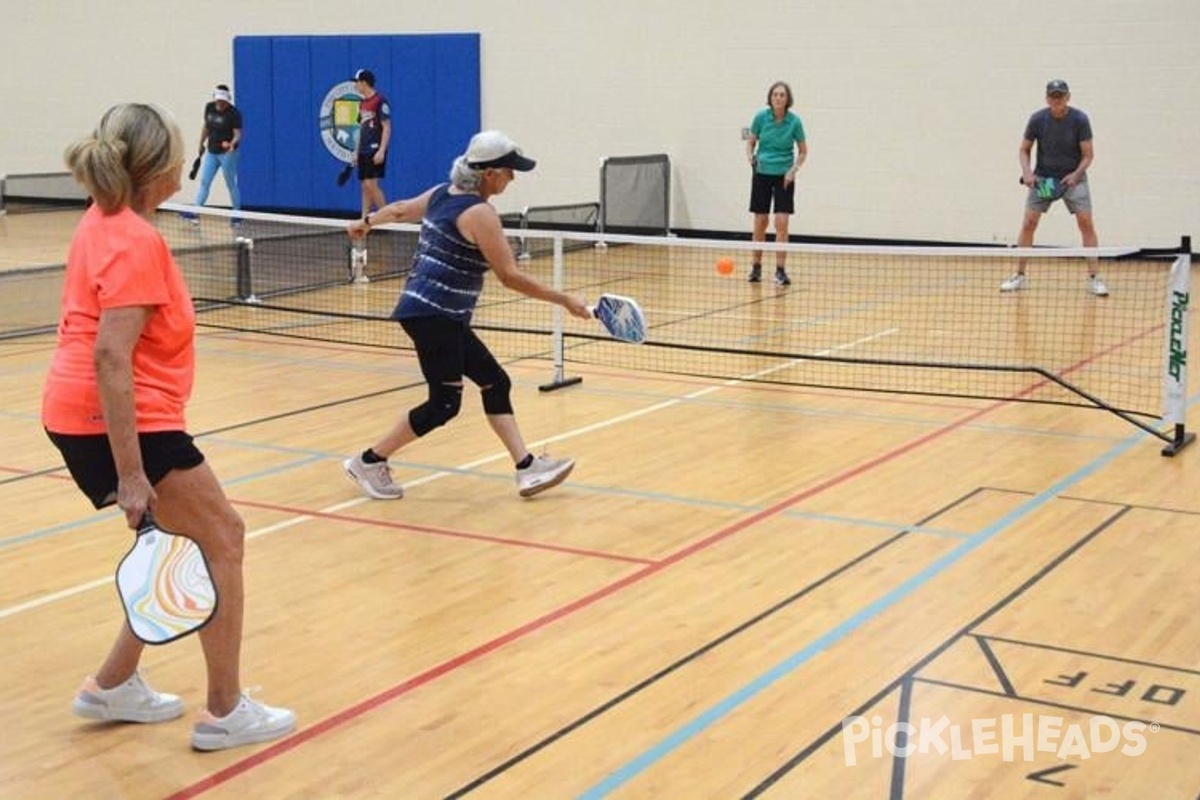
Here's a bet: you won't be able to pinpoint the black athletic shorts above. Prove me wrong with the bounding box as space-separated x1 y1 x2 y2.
357 151 387 180
749 172 796 215
44 430 206 509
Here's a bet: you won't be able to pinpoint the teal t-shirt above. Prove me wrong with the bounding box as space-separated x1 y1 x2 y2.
750 108 805 176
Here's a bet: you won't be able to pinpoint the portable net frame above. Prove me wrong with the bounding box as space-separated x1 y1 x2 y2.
599 154 670 235
7 204 1190 455
507 202 600 260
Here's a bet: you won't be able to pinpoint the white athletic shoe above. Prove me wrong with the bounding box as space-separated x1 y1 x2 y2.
72 672 185 723
516 455 575 498
1000 273 1028 292
191 693 296 751
1088 275 1109 297
344 453 404 499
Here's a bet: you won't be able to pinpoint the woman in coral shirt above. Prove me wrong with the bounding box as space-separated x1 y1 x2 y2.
43 103 293 751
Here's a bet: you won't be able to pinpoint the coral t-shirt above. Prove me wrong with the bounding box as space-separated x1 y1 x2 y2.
42 205 196 434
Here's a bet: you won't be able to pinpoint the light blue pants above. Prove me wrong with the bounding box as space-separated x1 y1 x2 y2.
194 150 241 210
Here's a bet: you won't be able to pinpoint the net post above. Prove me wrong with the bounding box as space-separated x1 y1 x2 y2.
517 206 531 261
594 157 608 251
348 239 369 285
1161 235 1194 456
538 234 582 392
234 236 260 303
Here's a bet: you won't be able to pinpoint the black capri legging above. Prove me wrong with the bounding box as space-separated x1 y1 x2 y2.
400 315 513 435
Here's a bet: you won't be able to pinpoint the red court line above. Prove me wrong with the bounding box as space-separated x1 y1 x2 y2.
167 398 1004 799
232 498 655 565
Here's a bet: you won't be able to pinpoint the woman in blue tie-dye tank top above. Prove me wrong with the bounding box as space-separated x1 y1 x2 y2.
342 131 593 502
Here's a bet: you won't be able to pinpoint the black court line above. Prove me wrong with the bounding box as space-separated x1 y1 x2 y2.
741 503 1131 798
0 338 58 351
639 292 789 338
911 677 1200 738
444 488 992 798
0 464 68 488
7 316 571 491
985 487 1200 520
0 380 428 492
973 634 1200 678
889 677 916 800
558 289 787 361
977 636 1017 696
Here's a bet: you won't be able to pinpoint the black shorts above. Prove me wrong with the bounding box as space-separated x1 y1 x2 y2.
357 151 387 180
749 172 796 215
44 430 206 509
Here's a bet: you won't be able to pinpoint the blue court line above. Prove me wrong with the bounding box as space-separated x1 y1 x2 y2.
0 453 325 549
3 431 973 549
579 425 1149 798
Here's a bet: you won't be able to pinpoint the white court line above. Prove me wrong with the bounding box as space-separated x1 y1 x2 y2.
0 328 897 622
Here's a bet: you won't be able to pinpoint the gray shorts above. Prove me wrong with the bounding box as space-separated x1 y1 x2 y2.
1026 178 1092 215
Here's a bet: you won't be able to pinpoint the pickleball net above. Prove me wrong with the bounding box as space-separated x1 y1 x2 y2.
10 203 1186 453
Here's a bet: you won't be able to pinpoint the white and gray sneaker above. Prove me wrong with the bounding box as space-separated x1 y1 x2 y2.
1088 275 1109 297
192 693 296 751
72 672 185 723
343 453 404 499
1000 273 1028 292
516 455 575 498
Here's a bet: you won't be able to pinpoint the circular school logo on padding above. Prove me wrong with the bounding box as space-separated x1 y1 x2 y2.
319 81 362 164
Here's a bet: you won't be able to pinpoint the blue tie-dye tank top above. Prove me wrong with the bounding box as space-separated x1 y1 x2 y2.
392 184 489 322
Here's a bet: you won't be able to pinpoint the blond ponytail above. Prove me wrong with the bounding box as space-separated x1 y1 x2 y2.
64 103 184 212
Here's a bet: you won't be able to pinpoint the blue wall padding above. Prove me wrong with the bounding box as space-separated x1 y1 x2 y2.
232 33 480 214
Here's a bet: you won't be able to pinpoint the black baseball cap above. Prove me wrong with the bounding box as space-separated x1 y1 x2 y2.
1046 79 1070 96
354 69 376 87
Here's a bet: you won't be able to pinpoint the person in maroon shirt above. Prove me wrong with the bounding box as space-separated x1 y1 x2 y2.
352 69 391 219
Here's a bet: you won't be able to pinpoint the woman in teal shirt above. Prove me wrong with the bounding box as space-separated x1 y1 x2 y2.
746 81 807 286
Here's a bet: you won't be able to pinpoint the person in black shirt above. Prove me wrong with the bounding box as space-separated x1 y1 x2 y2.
188 84 243 226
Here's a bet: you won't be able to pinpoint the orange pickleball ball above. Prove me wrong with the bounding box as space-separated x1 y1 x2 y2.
716 258 735 276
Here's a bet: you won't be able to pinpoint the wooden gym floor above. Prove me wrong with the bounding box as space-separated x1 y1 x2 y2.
1 209 1198 799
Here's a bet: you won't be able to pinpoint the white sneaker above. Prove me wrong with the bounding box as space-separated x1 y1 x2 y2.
1088 275 1109 297
516 455 575 498
1000 273 1028 292
191 693 296 751
344 453 404 499
72 672 185 723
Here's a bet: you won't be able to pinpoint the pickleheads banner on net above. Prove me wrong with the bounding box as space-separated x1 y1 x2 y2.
841 713 1155 766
